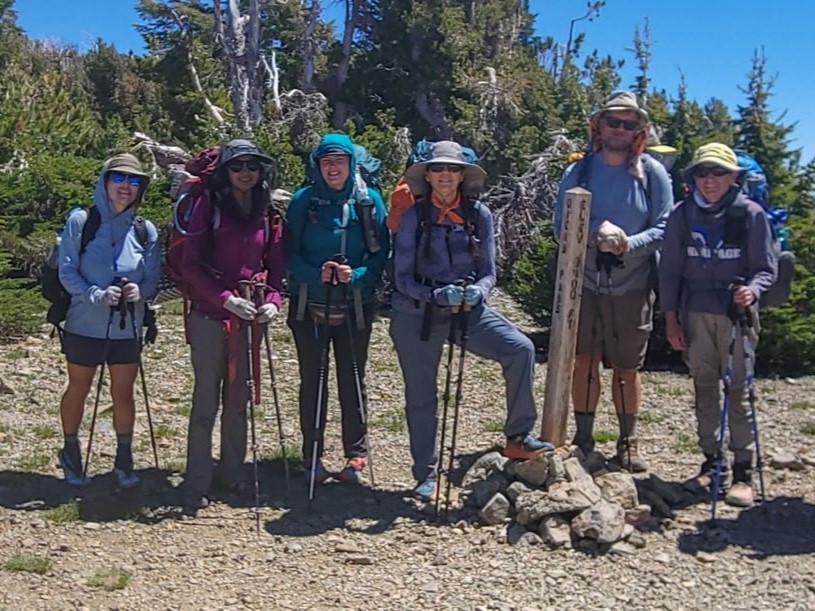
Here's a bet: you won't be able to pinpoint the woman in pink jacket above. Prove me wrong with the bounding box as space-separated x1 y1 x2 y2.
179 139 284 511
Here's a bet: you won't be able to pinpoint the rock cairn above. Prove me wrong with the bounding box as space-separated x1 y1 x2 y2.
458 447 703 553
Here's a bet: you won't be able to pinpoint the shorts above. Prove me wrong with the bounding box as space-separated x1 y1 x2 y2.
576 288 655 370
62 331 140 368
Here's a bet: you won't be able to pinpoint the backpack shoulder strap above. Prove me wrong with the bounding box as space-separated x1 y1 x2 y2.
79 207 101 255
133 216 149 247
724 198 749 247
576 153 592 189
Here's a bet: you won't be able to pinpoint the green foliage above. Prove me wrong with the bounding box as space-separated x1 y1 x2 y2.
593 430 618 443
505 224 558 327
88 567 131 591
43 501 80 523
3 554 52 575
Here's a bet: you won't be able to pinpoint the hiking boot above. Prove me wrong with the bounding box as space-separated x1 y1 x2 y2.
413 476 438 502
114 468 140 490
503 433 554 460
572 412 596 455
302 459 332 486
616 437 648 473
337 457 366 485
693 454 728 490
58 449 89 487
725 462 754 507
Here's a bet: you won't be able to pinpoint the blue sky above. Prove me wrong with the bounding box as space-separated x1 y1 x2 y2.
13 0 814 161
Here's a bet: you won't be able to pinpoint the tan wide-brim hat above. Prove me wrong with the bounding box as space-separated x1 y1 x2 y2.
404 140 487 197
102 153 150 180
590 90 649 124
686 142 742 173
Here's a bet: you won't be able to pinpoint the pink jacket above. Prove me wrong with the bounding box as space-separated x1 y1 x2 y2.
180 194 284 322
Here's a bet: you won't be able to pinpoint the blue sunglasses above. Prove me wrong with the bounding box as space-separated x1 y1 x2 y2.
109 172 143 187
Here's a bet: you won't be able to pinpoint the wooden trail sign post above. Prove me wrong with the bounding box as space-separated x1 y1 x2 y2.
540 187 592 447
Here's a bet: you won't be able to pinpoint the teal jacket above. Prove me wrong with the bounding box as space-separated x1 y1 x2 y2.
285 134 390 305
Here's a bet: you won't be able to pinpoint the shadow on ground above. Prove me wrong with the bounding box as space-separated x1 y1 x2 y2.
0 457 423 535
0 467 180 523
677 496 815 557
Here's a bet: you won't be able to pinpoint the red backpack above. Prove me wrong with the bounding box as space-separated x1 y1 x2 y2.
159 146 222 302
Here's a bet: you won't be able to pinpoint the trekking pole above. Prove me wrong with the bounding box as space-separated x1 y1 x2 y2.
738 310 766 503
711 319 738 521
332 254 377 488
310 269 336 502
126 302 160 470
435 304 459 516
597 251 632 470
239 282 262 538
444 300 471 512
254 283 290 489
83 306 115 481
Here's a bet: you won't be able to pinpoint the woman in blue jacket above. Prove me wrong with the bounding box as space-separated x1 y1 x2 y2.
285 134 389 487
57 153 161 488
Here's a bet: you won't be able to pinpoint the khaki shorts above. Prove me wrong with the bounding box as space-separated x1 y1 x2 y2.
576 288 655 370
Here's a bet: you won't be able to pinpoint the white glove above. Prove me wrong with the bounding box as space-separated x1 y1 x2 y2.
256 303 279 323
122 282 140 303
224 295 257 321
596 221 628 254
97 285 122 306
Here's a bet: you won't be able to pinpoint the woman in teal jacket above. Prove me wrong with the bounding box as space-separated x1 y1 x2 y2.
285 134 389 486
57 153 160 488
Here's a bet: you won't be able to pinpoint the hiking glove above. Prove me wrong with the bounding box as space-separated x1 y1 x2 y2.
464 285 483 306
122 283 140 303
224 296 257 321
433 284 464 307
257 303 279 323
94 285 122 306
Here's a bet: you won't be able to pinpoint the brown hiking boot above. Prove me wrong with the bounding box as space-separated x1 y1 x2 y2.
725 462 754 507
616 437 648 473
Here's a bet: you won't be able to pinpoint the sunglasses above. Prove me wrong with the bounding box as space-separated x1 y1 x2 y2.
604 116 640 131
428 164 463 174
228 160 262 173
694 166 732 179
109 172 143 187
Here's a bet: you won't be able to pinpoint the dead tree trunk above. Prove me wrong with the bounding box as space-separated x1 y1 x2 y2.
300 0 321 91
213 0 281 135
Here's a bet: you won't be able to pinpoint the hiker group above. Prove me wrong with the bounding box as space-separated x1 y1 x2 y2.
46 89 787 514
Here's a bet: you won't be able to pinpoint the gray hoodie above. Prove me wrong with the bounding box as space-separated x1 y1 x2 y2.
59 171 160 340
658 193 777 316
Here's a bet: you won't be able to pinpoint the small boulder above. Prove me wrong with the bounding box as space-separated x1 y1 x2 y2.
624 504 652 527
770 452 806 472
544 454 567 487
462 451 508 486
512 455 550 487
538 515 572 549
505 481 531 504
595 472 639 509
571 500 626 544
479 493 511 526
563 457 593 483
471 471 509 507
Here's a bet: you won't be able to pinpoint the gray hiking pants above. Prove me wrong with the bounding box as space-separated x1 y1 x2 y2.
184 313 250 495
685 311 759 465
390 304 538 483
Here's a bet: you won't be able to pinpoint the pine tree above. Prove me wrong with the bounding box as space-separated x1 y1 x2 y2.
734 49 799 208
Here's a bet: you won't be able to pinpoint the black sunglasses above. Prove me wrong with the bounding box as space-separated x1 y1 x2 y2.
604 116 640 131
694 166 732 179
428 164 463 174
228 160 261 173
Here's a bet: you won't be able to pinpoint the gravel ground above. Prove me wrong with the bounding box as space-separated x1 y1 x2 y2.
1 291 814 610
